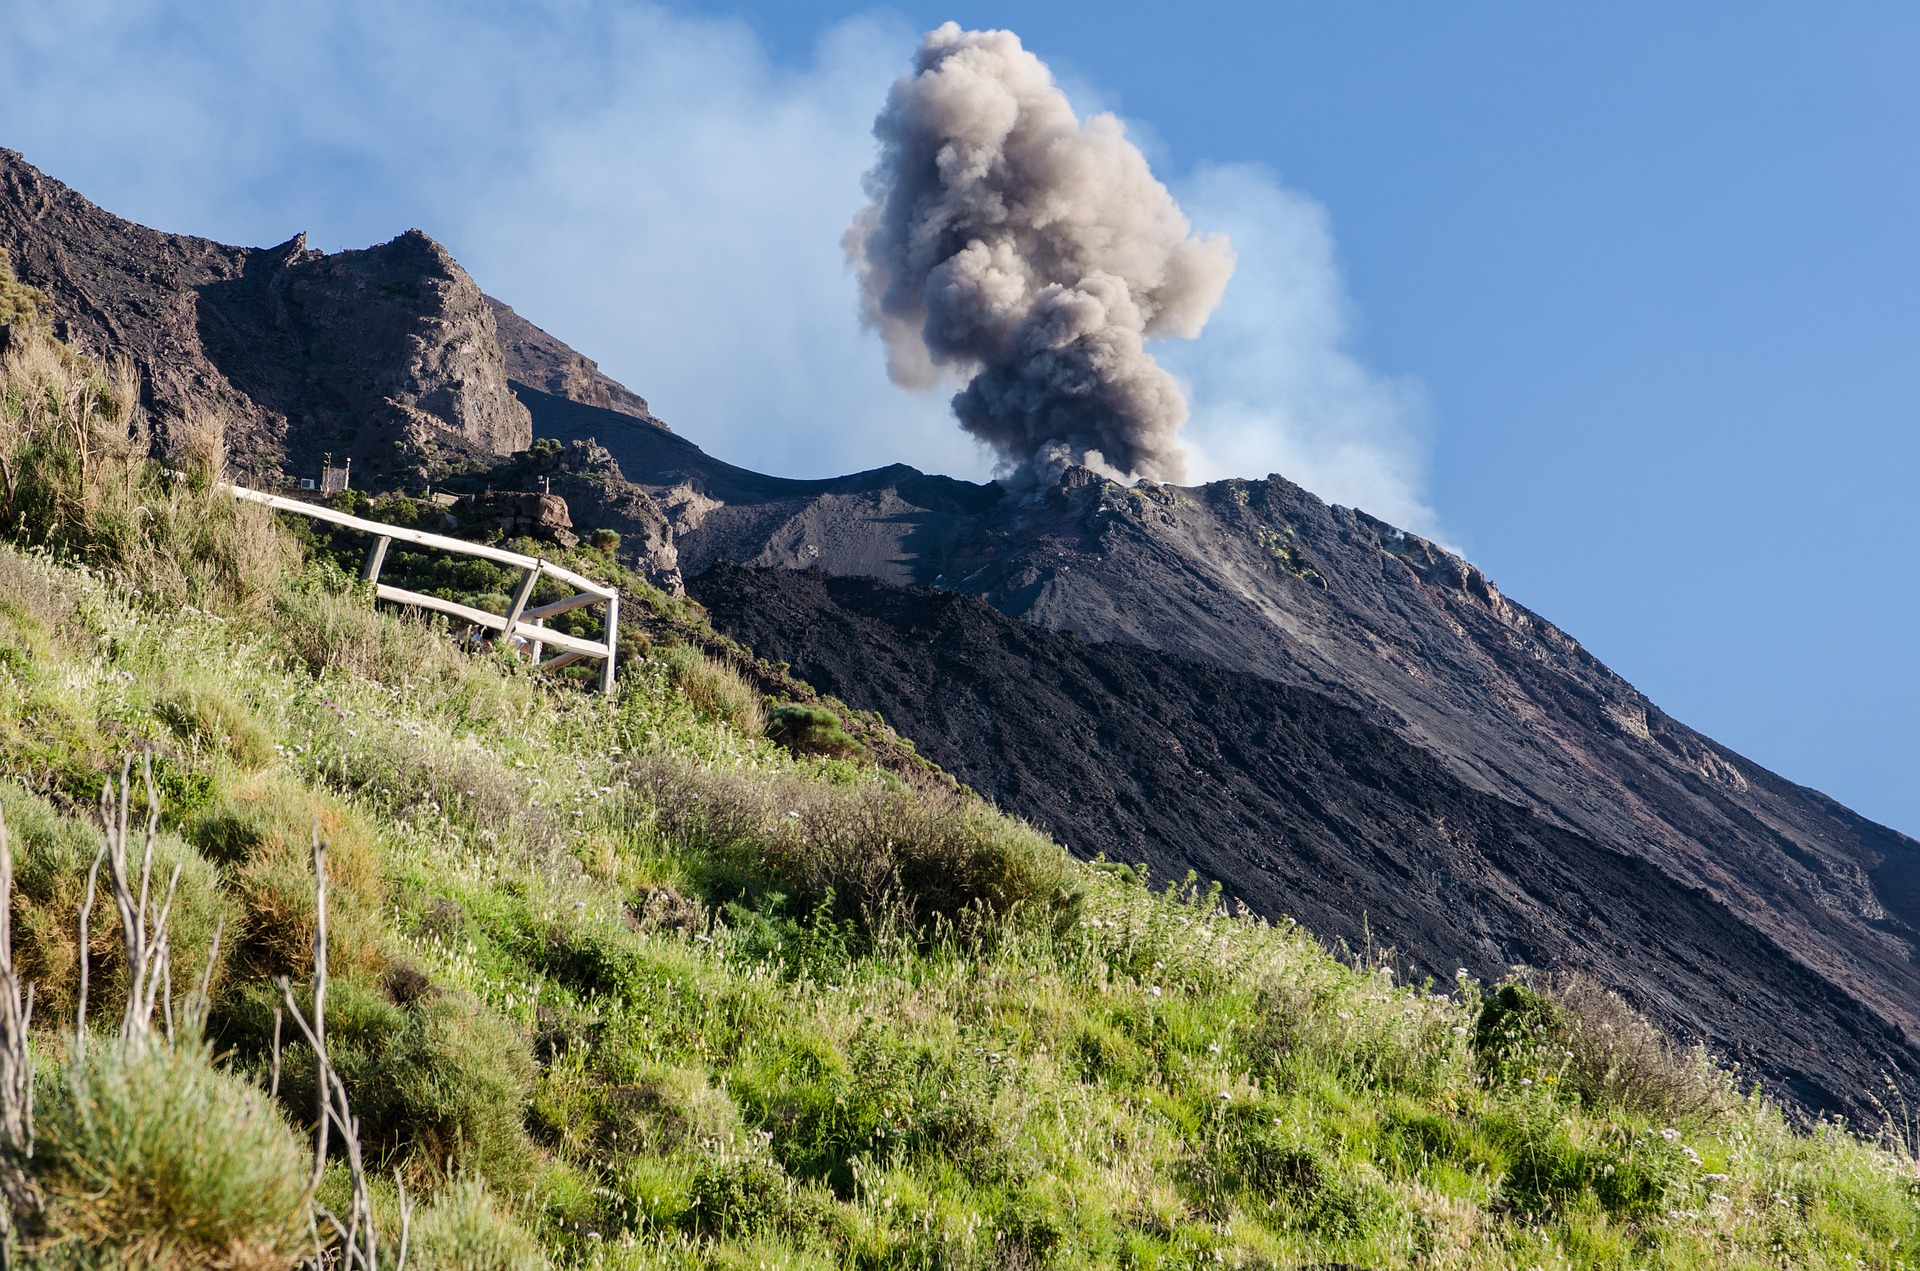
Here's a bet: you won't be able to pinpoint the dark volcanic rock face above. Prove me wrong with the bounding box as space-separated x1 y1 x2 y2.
0 150 562 480
690 564 1919 1118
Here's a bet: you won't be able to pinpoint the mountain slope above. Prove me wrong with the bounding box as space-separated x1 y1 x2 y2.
7 146 1919 1125
516 390 1920 1122
0 150 666 485
690 564 1917 1118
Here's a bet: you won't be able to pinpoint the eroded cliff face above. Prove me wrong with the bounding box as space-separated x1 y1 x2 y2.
195 227 533 480
0 150 530 480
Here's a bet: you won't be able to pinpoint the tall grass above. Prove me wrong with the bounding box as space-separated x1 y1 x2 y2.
28 1041 310 1268
0 326 293 613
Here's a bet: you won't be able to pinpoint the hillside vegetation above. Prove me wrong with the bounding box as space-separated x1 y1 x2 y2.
1 325 1919 1268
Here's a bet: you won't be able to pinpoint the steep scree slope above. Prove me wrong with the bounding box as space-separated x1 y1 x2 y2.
690 563 1918 1118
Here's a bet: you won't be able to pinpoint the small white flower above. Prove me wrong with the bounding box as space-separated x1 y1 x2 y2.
1520 1078 1533 1086
1455 968 1470 978
1660 1127 1681 1141
1149 986 1162 997
1337 1012 1351 1021
1451 1026 1468 1035
1208 1044 1221 1053
1217 1091 1231 1101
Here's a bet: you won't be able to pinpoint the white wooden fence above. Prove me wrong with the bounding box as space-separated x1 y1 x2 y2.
227 485 620 693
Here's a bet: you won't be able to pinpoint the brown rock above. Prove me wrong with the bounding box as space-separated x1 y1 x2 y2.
0 149 530 482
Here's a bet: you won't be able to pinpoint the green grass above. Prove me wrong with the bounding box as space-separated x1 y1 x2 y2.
2 549 1918 1267
1 329 1918 1266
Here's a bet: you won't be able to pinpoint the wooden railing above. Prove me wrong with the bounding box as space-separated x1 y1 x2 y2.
228 485 620 693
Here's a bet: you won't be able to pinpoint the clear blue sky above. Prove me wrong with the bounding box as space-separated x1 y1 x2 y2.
3 2 1915 835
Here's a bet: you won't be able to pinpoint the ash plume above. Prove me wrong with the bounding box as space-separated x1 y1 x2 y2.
846 23 1235 485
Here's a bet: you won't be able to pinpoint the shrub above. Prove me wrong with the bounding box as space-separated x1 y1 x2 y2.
765 704 865 761
682 1156 794 1238
1474 972 1721 1120
27 1041 310 1268
189 772 387 980
250 976 538 1192
407 1177 546 1271
155 684 275 769
661 644 765 736
0 785 234 1029
1547 971 1725 1120
0 248 50 333
588 528 620 555
0 326 295 615
632 757 1079 934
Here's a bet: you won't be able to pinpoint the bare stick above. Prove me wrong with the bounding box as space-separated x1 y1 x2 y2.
0 806 31 1158
309 827 328 1192
394 1169 412 1271
0 804 41 1263
182 916 223 1041
74 847 102 1055
269 1006 283 1101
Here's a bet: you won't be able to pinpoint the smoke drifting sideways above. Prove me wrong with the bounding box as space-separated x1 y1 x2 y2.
845 23 1235 486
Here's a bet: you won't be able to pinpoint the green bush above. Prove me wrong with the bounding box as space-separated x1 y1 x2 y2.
1475 972 1722 1120
682 1156 794 1238
765 703 865 761
245 976 538 1192
661 644 765 736
156 683 275 770
0 786 235 1031
408 1177 546 1271
0 248 50 332
189 771 388 981
27 1041 310 1267
633 757 1080 935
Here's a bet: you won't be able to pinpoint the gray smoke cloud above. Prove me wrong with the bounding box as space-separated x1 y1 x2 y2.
846 22 1235 484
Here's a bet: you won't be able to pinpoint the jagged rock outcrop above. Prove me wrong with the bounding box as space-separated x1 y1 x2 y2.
477 427 683 593
195 228 531 480
0 150 535 480
460 490 577 548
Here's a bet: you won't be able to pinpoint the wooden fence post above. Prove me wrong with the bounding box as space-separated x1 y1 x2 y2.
500 565 540 647
361 536 391 585
600 593 620 695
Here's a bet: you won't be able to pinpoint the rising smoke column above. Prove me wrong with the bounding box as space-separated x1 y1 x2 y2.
846 23 1235 484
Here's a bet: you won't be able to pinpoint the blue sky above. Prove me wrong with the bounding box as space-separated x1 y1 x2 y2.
2 2 1916 835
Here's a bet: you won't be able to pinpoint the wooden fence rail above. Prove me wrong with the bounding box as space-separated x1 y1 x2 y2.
227 484 620 693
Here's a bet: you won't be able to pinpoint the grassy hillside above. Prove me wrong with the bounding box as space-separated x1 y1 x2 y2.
2 326 1919 1268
